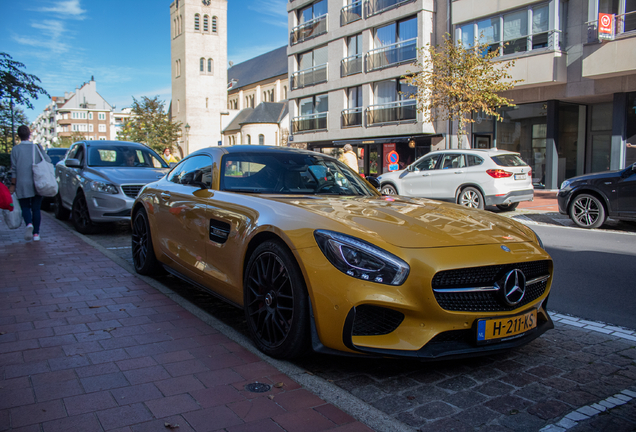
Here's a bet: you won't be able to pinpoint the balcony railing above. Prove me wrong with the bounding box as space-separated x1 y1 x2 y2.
342 107 363 127
341 54 362 77
366 38 417 71
291 14 328 45
366 0 414 17
367 99 416 125
291 63 328 90
292 112 328 133
587 11 636 43
341 1 362 26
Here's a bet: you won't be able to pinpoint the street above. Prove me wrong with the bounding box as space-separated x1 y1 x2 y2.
41 209 636 431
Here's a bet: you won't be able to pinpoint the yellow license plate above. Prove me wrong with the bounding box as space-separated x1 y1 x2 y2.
477 310 537 342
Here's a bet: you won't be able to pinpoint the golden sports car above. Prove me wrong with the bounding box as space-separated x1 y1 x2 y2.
132 146 553 360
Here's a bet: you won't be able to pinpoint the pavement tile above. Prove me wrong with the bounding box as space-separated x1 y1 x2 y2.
96 403 154 430
42 413 103 432
123 365 172 385
81 372 130 393
155 375 206 396
443 390 487 409
163 359 209 377
231 361 280 382
5 360 50 379
111 383 164 405
88 348 131 364
313 403 356 425
153 350 195 365
273 408 337 432
190 385 245 408
144 393 200 418
48 354 91 371
528 399 572 420
10 399 67 428
196 368 245 387
183 405 244 432
116 356 158 371
64 391 118 416
225 418 288 432
268 388 327 411
0 387 35 409
34 378 84 401
75 362 120 378
129 415 196 432
23 346 65 363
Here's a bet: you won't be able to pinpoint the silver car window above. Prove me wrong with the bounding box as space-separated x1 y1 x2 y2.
414 154 441 171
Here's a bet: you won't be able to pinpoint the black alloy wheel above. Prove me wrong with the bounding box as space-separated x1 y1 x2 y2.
243 240 310 359
54 193 70 220
458 187 484 209
569 193 606 229
71 192 97 234
381 184 398 195
131 209 163 275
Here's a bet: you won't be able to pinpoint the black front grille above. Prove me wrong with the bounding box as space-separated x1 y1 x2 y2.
432 260 550 312
428 329 473 345
352 305 404 336
121 185 143 198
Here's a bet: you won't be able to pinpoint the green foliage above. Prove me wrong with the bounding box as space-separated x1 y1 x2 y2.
403 34 521 144
116 96 182 154
0 153 10 167
0 53 49 109
57 132 86 148
0 102 28 153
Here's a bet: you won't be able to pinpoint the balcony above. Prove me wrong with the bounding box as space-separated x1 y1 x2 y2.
342 108 363 127
291 14 327 45
341 1 362 26
582 34 636 79
587 11 636 43
504 50 567 88
366 0 414 17
291 63 328 90
341 54 362 77
292 112 328 133
366 38 416 72
367 100 416 125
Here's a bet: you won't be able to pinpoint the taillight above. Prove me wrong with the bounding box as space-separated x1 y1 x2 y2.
486 169 513 178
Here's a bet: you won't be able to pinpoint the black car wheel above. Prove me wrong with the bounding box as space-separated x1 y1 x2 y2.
569 193 606 229
244 240 310 359
72 192 97 234
132 209 163 275
496 202 519 212
54 193 70 220
381 184 398 195
458 187 484 209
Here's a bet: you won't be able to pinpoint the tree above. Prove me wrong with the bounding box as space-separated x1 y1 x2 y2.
0 102 28 153
117 96 182 154
0 53 49 147
57 132 86 148
403 34 521 146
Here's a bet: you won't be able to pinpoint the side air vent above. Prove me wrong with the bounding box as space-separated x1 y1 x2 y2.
209 219 231 244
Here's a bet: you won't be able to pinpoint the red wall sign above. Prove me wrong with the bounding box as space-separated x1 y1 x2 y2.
598 13 614 40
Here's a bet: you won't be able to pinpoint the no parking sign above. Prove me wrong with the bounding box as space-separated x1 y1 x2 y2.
386 150 400 171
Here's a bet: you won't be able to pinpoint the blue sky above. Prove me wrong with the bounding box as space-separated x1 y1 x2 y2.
2 0 288 122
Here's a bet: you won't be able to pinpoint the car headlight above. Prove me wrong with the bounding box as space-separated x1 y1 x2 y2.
89 180 118 194
560 179 572 190
529 227 545 250
314 230 409 285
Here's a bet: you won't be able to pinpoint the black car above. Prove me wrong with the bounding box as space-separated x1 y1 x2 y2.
557 162 636 228
42 148 70 211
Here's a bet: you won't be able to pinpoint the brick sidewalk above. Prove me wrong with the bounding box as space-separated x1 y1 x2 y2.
516 190 558 213
0 216 373 432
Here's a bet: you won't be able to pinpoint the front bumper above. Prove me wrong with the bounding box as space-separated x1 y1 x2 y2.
557 190 570 215
86 191 134 222
485 189 534 206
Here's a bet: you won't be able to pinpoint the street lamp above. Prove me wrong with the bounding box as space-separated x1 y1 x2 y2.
185 123 190 155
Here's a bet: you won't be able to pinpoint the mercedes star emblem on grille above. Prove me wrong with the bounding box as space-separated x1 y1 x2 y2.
500 269 527 306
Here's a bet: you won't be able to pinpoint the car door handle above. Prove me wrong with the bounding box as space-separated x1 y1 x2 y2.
160 192 171 200
454 170 464 174
421 173 430 176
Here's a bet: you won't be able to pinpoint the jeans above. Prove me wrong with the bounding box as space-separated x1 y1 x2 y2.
19 195 43 234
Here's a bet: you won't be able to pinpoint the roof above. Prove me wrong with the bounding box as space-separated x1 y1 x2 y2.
228 46 287 91
224 108 254 132
240 103 287 125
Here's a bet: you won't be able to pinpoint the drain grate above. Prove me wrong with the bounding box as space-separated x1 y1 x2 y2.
244 382 271 393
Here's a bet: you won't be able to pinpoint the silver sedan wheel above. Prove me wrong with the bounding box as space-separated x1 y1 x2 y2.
458 187 484 209
381 184 397 195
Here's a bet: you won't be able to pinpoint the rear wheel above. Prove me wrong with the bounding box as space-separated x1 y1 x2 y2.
54 193 70 220
569 193 606 229
243 240 310 359
72 192 98 234
496 202 519 212
132 209 163 275
458 187 484 209
381 184 398 195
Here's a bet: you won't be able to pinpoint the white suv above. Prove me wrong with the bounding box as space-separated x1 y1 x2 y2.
376 149 533 211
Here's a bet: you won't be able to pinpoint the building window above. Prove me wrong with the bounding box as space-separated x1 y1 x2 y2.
342 33 363 76
89 124 94 132
292 0 328 44
206 98 209 108
247 134 251 145
212 16 217 33
99 124 106 132
89 112 93 120
368 16 417 71
368 78 417 125
200 58 205 73
343 85 363 127
293 93 328 132
195 14 200 31
98 113 106 121
598 0 636 33
293 45 328 89
259 134 264 145
207 58 213 74
204 15 209 32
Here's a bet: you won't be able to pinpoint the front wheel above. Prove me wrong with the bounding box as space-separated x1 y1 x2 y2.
569 194 606 229
496 202 519 212
132 209 163 275
381 184 398 195
458 187 484 209
243 240 310 359
72 192 98 234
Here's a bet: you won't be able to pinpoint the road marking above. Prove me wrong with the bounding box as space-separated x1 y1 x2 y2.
549 311 635 337
512 215 636 236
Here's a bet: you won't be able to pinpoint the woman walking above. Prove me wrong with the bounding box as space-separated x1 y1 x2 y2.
8 125 51 241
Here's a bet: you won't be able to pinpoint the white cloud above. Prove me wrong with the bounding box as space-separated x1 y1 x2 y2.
38 0 86 19
13 19 70 54
248 0 287 27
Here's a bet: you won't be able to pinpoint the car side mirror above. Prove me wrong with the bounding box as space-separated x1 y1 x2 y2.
65 158 81 168
408 165 419 172
169 162 177 168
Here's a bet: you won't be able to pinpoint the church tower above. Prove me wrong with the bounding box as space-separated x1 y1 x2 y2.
170 0 227 155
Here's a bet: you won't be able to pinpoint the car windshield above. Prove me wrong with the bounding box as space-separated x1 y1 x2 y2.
47 149 68 165
491 154 528 167
88 145 168 168
221 151 379 196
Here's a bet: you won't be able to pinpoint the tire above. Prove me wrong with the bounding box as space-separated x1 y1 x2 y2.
569 193 606 229
131 208 163 275
381 184 398 195
54 193 70 220
243 240 310 359
496 202 519 212
71 192 98 234
458 187 484 209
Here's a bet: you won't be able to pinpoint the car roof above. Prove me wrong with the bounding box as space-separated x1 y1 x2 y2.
429 148 520 156
46 148 68 154
191 145 337 159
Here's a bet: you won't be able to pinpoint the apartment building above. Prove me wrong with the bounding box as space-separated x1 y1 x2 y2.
287 0 448 176
453 0 636 189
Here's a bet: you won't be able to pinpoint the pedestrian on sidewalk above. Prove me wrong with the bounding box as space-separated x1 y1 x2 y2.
339 144 359 173
9 125 51 242
162 147 179 164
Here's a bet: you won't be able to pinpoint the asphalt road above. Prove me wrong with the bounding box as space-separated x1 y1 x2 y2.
530 223 636 329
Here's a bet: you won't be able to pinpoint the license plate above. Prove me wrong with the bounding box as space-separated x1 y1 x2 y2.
514 174 527 180
477 310 537 342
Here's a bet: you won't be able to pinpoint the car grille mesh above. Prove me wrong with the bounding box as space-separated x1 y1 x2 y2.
121 185 143 199
352 305 404 336
432 260 550 312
